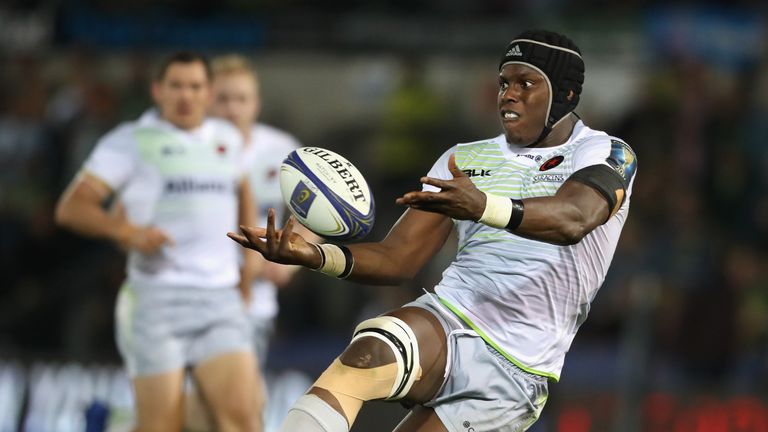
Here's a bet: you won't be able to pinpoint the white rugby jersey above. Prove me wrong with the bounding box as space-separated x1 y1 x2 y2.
83 110 245 289
424 120 637 381
242 123 301 320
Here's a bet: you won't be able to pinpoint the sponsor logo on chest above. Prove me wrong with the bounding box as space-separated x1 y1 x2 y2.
463 169 492 177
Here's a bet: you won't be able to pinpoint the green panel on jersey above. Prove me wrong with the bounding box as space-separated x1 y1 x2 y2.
135 128 236 176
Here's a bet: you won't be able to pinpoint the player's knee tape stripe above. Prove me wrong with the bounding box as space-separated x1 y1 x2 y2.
351 316 421 400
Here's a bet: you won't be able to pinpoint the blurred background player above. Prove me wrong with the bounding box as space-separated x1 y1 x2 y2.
206 53 320 430
54 51 262 432
229 30 637 432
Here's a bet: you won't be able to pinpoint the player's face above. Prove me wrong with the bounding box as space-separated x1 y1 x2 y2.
152 61 212 130
498 63 550 146
211 73 260 131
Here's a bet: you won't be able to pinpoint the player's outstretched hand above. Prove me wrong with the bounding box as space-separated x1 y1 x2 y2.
396 153 486 221
227 208 321 268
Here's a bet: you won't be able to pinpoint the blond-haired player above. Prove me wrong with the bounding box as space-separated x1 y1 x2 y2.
206 54 319 429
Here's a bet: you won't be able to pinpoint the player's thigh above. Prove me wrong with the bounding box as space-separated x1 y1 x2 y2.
183 385 215 432
192 351 260 423
393 406 448 432
132 369 186 432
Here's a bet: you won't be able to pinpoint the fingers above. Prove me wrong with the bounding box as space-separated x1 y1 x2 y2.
240 225 267 237
140 228 172 253
279 216 295 252
240 225 265 244
227 232 250 247
420 176 452 189
397 191 447 206
448 153 466 178
266 208 277 255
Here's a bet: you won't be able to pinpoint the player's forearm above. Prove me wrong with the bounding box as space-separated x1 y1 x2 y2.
240 250 262 287
55 199 128 244
342 242 418 285
511 196 593 245
238 179 258 228
334 210 453 284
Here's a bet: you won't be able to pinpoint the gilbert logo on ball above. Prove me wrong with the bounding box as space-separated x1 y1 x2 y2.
280 147 375 241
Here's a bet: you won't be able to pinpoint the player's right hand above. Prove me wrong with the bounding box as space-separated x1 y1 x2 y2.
227 208 321 269
116 224 173 255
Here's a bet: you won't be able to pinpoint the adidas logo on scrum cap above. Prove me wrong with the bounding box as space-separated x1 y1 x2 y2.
506 45 522 56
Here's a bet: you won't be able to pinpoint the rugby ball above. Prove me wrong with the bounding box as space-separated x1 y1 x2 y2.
279 147 375 241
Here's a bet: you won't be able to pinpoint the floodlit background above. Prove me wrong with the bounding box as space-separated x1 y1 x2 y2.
2 1 768 431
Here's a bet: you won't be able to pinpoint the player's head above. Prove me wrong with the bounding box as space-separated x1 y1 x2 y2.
210 55 261 133
152 51 213 130
497 30 584 146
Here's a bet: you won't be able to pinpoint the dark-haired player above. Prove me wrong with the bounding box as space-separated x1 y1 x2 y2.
230 30 637 432
56 52 262 432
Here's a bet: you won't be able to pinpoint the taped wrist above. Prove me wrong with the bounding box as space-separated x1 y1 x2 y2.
478 192 525 231
478 192 512 228
312 243 355 279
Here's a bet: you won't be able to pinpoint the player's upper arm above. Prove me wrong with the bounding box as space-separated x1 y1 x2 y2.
81 123 139 191
56 124 137 227
567 137 637 221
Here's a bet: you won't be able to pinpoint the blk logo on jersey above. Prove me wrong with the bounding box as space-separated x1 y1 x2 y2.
289 180 317 218
539 155 564 171
463 169 492 177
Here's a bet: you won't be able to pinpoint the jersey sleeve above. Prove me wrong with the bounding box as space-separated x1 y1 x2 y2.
82 124 138 191
570 136 637 189
422 145 457 192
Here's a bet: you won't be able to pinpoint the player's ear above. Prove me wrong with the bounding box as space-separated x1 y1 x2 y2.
566 90 574 102
150 81 162 104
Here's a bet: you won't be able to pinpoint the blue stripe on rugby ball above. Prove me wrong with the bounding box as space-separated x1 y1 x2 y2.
283 150 375 241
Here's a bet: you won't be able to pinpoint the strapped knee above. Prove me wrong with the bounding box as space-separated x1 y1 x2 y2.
351 315 421 400
314 316 421 402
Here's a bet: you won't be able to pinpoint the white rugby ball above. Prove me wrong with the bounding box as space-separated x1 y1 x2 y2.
279 147 375 241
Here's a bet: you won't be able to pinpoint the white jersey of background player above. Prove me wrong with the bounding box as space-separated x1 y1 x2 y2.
55 52 262 432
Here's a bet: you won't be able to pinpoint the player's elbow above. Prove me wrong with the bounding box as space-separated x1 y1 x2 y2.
556 221 590 245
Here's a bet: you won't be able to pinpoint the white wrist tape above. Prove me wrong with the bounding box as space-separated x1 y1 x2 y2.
478 192 512 228
317 243 347 277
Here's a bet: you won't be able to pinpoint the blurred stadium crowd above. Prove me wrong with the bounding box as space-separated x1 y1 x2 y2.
2 1 768 431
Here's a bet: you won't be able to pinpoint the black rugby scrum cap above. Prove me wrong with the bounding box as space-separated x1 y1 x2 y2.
499 30 585 141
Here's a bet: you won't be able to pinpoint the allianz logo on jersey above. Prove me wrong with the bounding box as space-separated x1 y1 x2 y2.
164 178 236 194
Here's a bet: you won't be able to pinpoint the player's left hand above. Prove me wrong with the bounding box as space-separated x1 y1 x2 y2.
396 153 486 221
227 209 321 269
